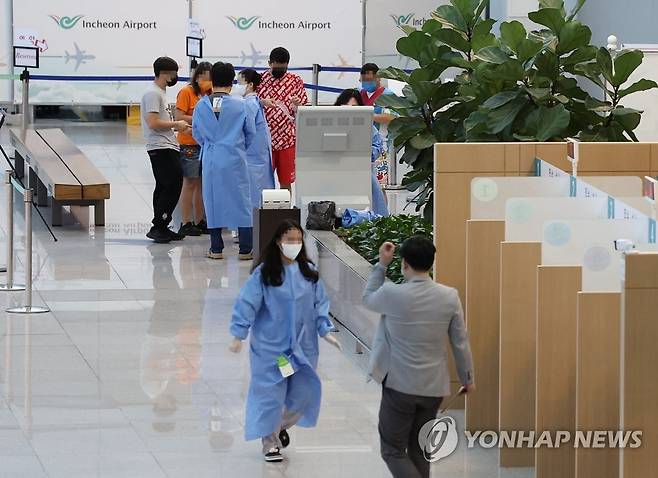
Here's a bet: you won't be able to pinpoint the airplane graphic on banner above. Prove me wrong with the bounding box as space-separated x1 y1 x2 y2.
65 43 96 71
332 54 354 79
240 43 268 67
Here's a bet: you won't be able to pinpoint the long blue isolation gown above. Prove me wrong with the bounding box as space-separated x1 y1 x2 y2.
371 126 389 216
230 262 334 441
192 95 255 229
244 94 275 209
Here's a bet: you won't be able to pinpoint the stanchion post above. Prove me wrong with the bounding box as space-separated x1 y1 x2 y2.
20 68 30 134
0 170 24 291
385 141 403 190
312 64 321 106
6 188 49 314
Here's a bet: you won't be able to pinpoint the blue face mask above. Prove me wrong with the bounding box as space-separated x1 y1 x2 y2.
361 80 377 93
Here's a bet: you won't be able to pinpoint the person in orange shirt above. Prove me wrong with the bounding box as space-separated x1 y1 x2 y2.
175 62 213 236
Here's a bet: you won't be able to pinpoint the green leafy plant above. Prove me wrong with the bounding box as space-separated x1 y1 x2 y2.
378 0 658 219
336 215 433 284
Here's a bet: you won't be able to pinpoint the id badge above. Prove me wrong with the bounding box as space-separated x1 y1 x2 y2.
212 97 223 113
277 355 295 378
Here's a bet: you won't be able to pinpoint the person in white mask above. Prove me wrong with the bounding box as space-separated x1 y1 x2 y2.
233 69 275 211
228 219 340 462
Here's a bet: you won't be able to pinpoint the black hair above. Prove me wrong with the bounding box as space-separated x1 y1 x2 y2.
360 63 380 75
191 61 212 96
211 62 235 88
240 68 263 89
255 219 319 287
269 47 291 64
334 88 364 106
399 236 435 272
153 57 179 77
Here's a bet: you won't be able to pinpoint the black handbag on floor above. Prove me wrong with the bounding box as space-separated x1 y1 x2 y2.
306 201 336 230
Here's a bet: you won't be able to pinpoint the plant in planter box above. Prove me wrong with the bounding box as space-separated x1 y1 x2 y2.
337 215 433 284
377 0 657 220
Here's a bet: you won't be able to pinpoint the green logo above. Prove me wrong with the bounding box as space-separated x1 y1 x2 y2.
391 13 415 27
49 14 85 29
226 16 260 30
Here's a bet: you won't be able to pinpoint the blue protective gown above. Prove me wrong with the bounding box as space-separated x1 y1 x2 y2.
371 126 389 216
244 94 275 209
230 262 334 441
192 95 255 229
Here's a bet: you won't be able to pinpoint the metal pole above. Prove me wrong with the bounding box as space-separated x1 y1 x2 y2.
4 315 12 404
0 170 24 291
361 0 367 66
385 142 403 190
20 69 30 134
6 188 49 314
312 64 321 106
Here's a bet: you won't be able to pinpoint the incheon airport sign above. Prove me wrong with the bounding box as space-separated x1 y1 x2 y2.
49 14 158 31
226 15 332 31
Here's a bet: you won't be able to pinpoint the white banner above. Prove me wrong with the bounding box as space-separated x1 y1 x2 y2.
364 0 448 70
12 0 188 104
194 0 363 102
1 0 11 103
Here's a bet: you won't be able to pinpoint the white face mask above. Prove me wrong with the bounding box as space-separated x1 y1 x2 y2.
280 243 303 261
231 83 247 97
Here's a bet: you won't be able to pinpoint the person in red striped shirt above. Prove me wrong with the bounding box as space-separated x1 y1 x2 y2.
257 47 308 193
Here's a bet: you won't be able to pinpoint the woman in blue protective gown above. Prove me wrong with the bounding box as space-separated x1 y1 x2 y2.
334 89 389 217
232 69 275 210
228 219 341 462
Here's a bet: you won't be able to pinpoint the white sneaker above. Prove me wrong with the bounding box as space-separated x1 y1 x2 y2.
264 447 283 462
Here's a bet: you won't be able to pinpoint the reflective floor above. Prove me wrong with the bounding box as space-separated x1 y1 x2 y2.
0 122 533 477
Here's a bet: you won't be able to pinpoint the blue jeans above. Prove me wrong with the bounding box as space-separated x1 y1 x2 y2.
210 228 253 254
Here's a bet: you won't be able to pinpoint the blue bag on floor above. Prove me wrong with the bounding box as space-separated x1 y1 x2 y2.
342 208 378 228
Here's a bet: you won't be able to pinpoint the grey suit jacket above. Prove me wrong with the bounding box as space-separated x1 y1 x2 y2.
362 263 474 398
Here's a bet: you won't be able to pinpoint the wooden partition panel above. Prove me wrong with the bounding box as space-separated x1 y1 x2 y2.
499 242 542 468
434 141 658 307
536 266 582 478
576 292 621 478
465 220 505 432
622 253 658 476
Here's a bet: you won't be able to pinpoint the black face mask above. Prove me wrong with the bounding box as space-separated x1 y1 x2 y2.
166 75 178 87
271 67 287 79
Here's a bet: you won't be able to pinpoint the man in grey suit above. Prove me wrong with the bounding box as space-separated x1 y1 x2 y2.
363 236 475 478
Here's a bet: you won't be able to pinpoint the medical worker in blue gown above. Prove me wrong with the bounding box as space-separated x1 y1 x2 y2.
334 89 389 216
232 69 275 209
192 62 255 260
228 219 341 462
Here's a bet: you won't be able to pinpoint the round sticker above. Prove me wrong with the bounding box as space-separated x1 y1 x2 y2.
507 199 533 223
472 178 498 202
583 246 611 272
544 222 571 247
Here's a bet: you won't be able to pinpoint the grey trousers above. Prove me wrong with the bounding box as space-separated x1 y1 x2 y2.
378 385 443 478
261 409 302 454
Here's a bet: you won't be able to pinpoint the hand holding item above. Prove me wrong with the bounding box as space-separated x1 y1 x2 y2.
462 383 476 394
261 98 276 108
173 120 190 132
228 337 243 354
379 241 396 267
290 96 303 107
323 334 342 351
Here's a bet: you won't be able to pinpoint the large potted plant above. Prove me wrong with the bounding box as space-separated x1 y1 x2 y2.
378 0 658 219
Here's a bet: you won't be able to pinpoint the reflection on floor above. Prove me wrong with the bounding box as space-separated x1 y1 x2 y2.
0 122 533 477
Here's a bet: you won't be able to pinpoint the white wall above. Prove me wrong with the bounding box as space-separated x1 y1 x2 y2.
1 0 12 103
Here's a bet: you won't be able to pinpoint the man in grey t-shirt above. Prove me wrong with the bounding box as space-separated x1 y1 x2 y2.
141 56 191 244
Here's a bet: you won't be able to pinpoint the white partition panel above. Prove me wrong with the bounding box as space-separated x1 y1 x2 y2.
576 176 643 198
471 177 571 220
505 197 609 241
542 219 650 292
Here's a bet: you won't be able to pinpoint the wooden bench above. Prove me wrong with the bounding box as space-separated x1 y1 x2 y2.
9 128 110 226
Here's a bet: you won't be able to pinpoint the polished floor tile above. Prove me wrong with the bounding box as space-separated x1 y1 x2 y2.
0 122 533 477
